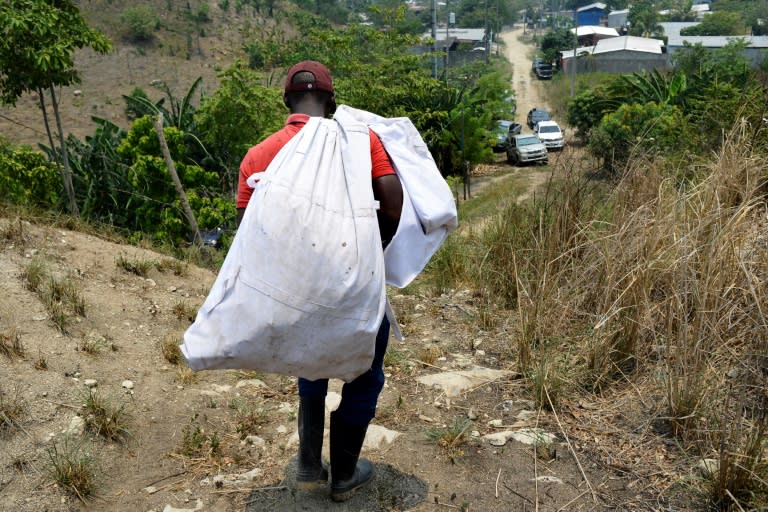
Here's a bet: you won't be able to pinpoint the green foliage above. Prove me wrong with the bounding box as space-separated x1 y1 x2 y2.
117 116 233 244
119 5 160 42
245 20 506 175
0 0 112 105
67 117 130 224
194 63 285 192
680 10 746 36
0 139 60 208
588 102 690 174
628 0 664 37
540 28 576 66
124 87 153 120
566 87 611 141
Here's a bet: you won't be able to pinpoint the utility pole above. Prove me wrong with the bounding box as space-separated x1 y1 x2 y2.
570 20 578 96
432 0 437 77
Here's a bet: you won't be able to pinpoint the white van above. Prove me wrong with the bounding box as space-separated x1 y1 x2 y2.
534 120 565 150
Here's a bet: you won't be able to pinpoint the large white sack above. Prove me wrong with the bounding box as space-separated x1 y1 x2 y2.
334 106 458 288
181 116 386 382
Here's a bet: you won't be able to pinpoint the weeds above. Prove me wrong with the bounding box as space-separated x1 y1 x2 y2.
175 366 198 385
46 438 96 499
160 334 183 365
0 218 27 245
0 385 26 433
180 414 221 458
115 253 155 277
0 327 24 359
34 350 48 370
424 417 472 463
172 300 197 322
156 257 188 276
21 257 87 333
229 398 269 439
82 389 131 443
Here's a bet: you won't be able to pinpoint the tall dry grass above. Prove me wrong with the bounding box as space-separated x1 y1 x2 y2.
429 119 768 508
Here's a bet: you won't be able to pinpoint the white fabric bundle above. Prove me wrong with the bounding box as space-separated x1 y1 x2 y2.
181 116 386 382
334 106 458 288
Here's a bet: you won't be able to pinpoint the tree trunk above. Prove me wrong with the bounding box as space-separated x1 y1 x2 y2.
38 88 58 165
49 84 79 216
153 114 203 246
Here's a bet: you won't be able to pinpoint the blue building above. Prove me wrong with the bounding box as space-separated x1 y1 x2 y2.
575 2 607 27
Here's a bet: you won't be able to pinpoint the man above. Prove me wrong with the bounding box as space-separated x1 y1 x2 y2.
236 60 403 502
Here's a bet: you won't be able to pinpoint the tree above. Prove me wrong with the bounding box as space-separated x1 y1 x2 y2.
0 0 112 215
679 10 746 36
194 64 285 194
540 28 576 65
628 1 664 38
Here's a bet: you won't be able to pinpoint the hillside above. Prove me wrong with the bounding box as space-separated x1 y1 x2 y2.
0 0 273 147
0 168 705 512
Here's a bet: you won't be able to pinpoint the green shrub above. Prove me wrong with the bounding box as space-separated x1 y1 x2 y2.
119 6 159 42
0 140 60 208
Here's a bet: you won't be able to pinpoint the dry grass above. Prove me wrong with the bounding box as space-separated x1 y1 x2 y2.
0 385 27 434
45 438 97 500
431 120 768 509
21 257 87 333
0 327 24 360
160 333 184 365
82 390 132 444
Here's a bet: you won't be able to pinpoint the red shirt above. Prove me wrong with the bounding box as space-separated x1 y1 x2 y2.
237 113 396 209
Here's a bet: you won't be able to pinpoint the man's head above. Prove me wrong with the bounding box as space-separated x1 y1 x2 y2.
283 60 336 116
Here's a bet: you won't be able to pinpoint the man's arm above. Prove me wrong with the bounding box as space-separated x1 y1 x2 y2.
372 174 403 247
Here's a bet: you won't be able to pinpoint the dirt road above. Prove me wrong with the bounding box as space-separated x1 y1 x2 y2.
499 27 550 128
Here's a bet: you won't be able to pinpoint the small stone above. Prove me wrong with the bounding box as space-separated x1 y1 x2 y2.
122 380 134 390
418 414 435 423
244 435 265 447
488 419 503 427
475 350 486 356
83 379 98 388
63 416 85 436
168 286 178 292
697 458 719 478
145 278 156 287
276 425 287 434
467 408 478 420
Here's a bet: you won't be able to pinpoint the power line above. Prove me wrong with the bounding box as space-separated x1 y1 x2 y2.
0 112 47 137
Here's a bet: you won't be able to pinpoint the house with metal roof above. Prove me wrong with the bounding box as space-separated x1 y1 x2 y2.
572 25 620 46
575 3 607 27
560 35 667 73
660 22 768 66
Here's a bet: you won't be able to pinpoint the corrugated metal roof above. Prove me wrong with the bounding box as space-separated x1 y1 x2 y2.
577 2 607 12
660 22 768 48
561 36 664 58
571 25 620 37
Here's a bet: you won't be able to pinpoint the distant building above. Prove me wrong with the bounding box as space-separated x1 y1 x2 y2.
575 3 607 27
607 9 629 30
661 22 768 66
560 35 667 73
572 25 620 46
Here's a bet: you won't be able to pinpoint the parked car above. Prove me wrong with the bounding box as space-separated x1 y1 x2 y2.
506 134 548 165
527 108 551 130
493 120 515 152
534 120 565 150
534 63 553 80
532 57 545 71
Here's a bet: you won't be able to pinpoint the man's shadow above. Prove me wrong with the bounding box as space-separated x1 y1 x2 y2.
244 458 427 512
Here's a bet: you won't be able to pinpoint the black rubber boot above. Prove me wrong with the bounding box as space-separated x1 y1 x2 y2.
330 411 373 502
296 396 328 490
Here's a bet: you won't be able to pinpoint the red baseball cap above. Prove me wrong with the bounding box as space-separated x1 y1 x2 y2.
284 60 334 94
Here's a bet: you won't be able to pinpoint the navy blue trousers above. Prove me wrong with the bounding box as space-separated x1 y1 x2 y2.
298 316 390 425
